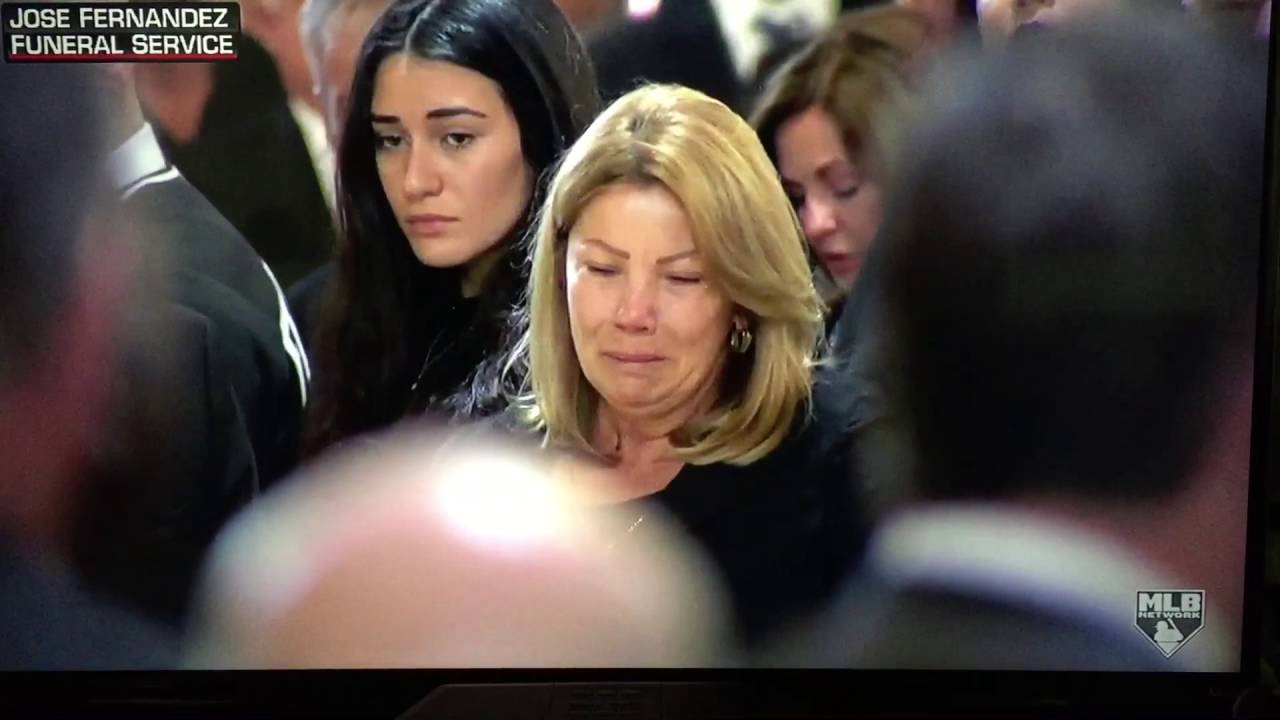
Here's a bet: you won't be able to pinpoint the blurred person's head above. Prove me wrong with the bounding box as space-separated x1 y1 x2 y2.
511 84 824 466
0 64 126 552
897 0 969 53
976 0 1054 42
752 7 926 299
552 0 620 31
976 0 1117 43
299 0 394 150
86 63 146 149
186 426 731 667
305 0 600 452
1183 0 1271 35
876 9 1264 507
241 0 317 105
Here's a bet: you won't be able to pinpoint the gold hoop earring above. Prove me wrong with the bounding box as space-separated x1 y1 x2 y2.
729 326 753 354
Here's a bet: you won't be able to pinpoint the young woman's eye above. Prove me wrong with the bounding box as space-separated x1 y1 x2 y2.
373 133 403 151
443 132 475 150
586 265 619 277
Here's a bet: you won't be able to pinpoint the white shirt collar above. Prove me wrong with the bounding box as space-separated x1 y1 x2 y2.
288 98 336 215
867 503 1239 671
109 122 166 190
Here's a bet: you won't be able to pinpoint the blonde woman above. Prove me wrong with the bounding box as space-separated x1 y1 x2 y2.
497 84 866 646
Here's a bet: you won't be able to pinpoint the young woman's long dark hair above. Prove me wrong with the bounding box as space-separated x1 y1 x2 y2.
303 0 600 456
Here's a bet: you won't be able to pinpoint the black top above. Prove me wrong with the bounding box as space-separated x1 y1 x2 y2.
629 409 866 646
294 260 488 447
480 398 868 648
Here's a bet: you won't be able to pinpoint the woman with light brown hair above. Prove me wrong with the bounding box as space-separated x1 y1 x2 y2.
751 6 925 331
497 83 867 646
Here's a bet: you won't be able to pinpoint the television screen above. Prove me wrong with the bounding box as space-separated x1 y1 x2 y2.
0 0 1274 717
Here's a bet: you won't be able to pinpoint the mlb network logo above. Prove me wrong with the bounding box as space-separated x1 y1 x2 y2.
1135 590 1205 658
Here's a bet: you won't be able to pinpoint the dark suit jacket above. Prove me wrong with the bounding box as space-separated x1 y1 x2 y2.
153 38 334 288
769 570 1170 671
127 174 306 486
76 301 258 628
590 0 744 111
73 172 305 627
0 540 177 670
285 262 333 360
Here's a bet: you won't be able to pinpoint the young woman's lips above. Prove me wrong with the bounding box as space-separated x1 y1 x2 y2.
406 214 458 236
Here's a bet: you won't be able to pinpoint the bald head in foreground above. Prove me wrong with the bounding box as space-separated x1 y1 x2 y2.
185 426 732 668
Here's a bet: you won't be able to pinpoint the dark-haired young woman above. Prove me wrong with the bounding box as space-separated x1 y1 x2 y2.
302 0 601 456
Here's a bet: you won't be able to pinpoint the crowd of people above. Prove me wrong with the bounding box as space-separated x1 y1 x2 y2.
0 0 1270 676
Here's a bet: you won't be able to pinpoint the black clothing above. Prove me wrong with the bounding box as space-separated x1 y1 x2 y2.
402 295 483 416
0 541 178 670
286 263 333 359
819 230 916 515
590 0 744 112
480 397 868 647
72 167 305 627
823 296 846 342
127 174 307 487
823 226 888 433
626 407 866 645
153 38 334 288
769 568 1170 671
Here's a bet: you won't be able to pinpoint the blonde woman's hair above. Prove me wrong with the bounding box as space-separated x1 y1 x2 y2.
507 84 824 466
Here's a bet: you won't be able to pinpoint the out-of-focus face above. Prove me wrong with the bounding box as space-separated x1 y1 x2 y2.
182 433 731 668
977 0 1111 41
242 0 313 102
977 0 1045 40
774 105 882 292
552 0 616 29
371 54 532 268
317 3 384 149
898 0 957 53
565 182 735 424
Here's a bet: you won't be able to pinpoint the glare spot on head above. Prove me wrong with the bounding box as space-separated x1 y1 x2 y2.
628 0 661 20
431 454 574 551
206 503 327 628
